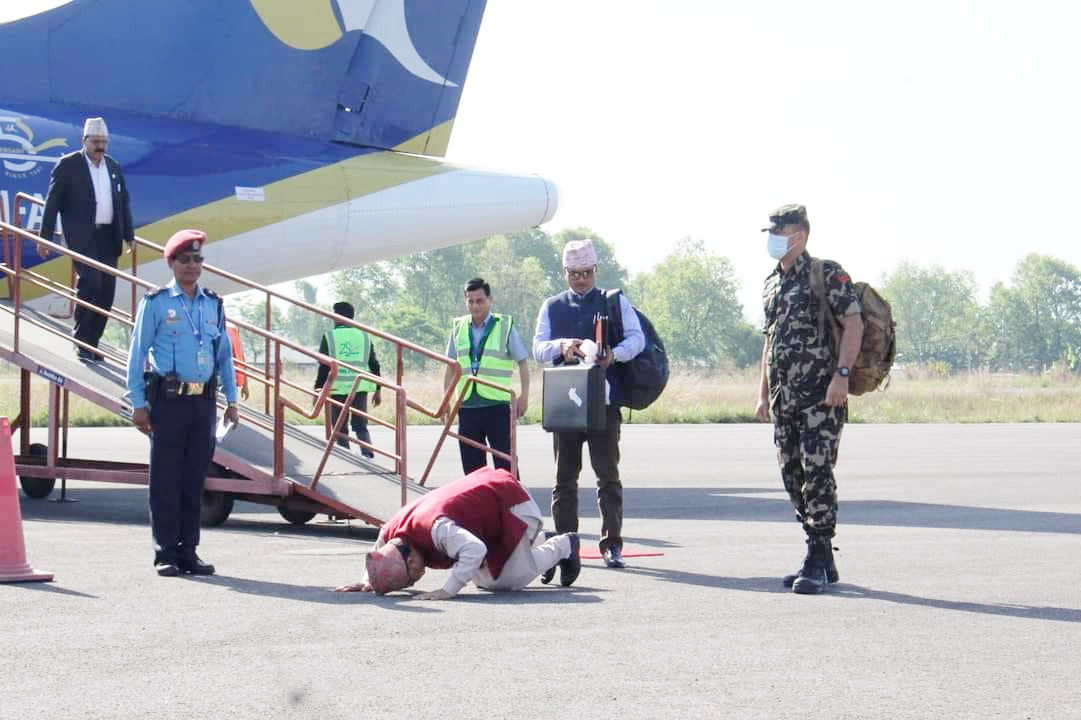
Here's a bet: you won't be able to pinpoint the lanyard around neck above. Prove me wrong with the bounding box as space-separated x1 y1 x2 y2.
177 291 204 347
468 316 497 375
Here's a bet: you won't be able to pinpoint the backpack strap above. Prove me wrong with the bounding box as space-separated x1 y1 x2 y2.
604 288 626 350
810 259 842 362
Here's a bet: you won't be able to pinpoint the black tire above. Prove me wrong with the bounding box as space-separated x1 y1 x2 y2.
200 491 234 527
18 443 55 499
278 507 317 526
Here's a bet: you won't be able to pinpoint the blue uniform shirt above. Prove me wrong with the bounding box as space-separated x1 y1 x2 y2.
126 279 237 409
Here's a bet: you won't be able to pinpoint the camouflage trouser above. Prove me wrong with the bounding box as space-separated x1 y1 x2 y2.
773 401 846 535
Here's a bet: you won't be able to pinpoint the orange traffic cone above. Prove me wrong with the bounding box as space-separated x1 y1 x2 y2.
0 417 53 582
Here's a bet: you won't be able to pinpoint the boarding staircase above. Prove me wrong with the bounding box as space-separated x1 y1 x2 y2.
0 193 520 527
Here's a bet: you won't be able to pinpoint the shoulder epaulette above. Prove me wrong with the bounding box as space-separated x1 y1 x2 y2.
204 288 220 300
146 286 167 299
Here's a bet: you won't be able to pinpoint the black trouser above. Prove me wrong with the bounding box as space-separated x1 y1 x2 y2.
148 391 213 565
458 403 513 474
73 226 118 351
552 404 623 552
329 393 372 457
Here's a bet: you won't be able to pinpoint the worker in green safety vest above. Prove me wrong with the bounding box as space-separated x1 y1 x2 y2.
315 301 381 458
443 278 530 474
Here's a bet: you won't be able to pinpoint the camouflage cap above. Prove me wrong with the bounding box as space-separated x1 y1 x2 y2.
761 204 808 232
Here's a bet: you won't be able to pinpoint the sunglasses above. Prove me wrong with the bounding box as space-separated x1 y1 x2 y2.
174 254 204 264
565 268 595 280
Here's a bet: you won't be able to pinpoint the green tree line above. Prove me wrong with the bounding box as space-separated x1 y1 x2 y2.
231 228 1080 375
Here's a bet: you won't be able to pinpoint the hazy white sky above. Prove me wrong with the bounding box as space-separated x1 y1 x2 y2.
448 1 1081 317
6 1 1080 318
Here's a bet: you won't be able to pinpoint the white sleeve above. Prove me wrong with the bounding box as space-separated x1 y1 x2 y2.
430 516 488 597
613 295 646 362
532 301 563 363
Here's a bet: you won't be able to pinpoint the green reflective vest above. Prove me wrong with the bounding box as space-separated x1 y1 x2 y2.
325 326 377 394
452 313 515 403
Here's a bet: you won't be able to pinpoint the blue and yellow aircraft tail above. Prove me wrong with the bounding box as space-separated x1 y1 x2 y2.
0 0 557 308
0 0 485 155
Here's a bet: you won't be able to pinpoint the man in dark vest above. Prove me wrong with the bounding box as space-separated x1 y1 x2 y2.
532 238 645 569
39 117 135 362
314 301 381 458
334 468 581 597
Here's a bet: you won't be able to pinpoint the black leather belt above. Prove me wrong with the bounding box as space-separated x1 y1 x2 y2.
94 223 113 229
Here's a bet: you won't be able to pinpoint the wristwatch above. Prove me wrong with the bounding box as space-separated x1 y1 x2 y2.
836 367 850 378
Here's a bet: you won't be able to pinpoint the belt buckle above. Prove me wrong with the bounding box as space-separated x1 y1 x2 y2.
184 382 204 396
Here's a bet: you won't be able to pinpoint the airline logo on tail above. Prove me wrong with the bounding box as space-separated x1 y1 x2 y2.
0 117 68 180
250 0 458 86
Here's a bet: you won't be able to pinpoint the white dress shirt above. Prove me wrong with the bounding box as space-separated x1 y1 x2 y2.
85 152 114 225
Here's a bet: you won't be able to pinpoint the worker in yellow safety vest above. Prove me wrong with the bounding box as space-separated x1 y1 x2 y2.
315 302 381 458
442 278 530 474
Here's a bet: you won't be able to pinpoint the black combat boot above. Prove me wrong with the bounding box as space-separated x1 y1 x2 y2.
783 534 839 588
790 534 837 595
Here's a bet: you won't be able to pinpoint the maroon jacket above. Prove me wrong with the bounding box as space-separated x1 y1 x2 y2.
381 468 530 579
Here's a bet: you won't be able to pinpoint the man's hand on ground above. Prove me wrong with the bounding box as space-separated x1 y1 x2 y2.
414 589 453 601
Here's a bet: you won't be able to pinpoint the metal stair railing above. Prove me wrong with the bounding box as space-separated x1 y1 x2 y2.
2 192 517 503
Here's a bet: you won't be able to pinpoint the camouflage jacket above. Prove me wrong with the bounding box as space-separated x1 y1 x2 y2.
762 251 860 410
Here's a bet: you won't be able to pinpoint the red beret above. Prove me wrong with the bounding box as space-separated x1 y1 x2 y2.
164 229 206 261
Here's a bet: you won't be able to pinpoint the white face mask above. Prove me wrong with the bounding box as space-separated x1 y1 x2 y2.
767 232 791 260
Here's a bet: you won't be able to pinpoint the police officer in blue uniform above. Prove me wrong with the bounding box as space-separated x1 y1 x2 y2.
126 229 239 577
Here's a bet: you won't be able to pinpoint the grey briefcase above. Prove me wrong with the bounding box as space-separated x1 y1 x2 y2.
541 365 607 432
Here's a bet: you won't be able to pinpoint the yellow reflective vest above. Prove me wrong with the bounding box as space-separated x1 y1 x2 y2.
325 326 377 394
452 313 515 403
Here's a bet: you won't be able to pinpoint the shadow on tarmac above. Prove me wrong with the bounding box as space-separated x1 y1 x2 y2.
189 575 603 608
624 566 1081 624
19 479 1081 536
541 487 1081 535
21 485 1081 536
3 583 98 599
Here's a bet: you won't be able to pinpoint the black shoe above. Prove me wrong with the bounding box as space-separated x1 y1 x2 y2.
77 349 99 364
783 536 839 588
792 534 834 595
178 555 215 576
539 532 557 584
560 533 581 587
155 561 180 577
783 565 839 588
603 546 626 569
362 451 375 459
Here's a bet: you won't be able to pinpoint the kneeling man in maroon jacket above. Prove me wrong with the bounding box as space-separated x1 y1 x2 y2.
335 468 581 599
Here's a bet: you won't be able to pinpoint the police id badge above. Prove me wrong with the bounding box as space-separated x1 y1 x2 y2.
197 345 211 374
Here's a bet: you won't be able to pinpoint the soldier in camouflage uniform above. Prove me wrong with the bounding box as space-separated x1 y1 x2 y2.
754 205 865 595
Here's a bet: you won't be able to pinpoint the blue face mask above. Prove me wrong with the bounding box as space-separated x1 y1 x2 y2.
767 232 791 260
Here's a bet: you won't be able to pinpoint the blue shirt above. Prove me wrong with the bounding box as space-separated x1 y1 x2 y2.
126 279 237 409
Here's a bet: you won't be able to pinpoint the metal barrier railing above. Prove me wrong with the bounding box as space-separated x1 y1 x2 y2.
0 192 519 500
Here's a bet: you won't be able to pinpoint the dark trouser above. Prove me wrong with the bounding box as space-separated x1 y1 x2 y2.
458 403 512 474
148 392 214 564
73 229 118 351
552 404 623 552
330 393 372 457
774 401 846 536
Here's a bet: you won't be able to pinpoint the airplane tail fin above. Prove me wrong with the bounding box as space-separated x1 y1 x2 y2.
0 0 487 156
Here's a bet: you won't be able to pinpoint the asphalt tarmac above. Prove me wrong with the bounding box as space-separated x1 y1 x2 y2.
3 423 1080 719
